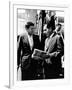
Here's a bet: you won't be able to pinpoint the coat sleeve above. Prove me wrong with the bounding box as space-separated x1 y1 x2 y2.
56 35 64 57
49 35 64 58
17 35 22 67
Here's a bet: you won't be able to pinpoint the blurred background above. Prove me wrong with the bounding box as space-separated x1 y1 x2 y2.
17 9 64 36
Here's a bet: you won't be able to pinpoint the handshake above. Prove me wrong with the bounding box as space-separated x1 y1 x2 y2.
32 49 50 60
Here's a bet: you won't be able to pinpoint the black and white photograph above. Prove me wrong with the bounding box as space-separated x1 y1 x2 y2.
17 8 64 81
0 0 72 89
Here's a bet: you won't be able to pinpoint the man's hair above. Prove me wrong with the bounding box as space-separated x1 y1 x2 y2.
25 22 34 29
47 16 55 31
56 23 62 32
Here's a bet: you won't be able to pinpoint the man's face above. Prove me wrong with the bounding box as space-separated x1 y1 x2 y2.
27 26 34 36
46 28 52 37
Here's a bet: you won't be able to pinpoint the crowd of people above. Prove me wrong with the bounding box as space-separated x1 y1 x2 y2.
17 10 64 80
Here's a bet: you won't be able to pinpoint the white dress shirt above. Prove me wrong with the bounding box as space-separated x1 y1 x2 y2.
25 32 34 50
28 34 34 50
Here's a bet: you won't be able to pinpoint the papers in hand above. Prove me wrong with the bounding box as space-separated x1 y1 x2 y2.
32 49 46 59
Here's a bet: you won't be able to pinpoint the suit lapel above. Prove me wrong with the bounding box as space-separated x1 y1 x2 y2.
25 34 35 51
24 34 32 51
32 35 35 51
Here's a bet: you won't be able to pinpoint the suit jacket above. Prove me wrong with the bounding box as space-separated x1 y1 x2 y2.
17 33 41 70
45 33 64 69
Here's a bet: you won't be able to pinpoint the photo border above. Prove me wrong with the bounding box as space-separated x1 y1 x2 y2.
9 2 70 88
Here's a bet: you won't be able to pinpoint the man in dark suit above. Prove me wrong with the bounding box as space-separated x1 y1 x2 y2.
17 22 41 80
43 22 64 79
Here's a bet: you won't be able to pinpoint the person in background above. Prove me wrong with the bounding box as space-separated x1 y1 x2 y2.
55 23 64 76
56 23 64 40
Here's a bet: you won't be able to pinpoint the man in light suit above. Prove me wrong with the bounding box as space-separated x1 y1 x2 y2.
17 22 41 80
43 22 64 79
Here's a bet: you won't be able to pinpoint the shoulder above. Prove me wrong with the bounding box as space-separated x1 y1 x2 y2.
50 34 61 43
54 34 60 39
19 33 27 39
55 34 63 43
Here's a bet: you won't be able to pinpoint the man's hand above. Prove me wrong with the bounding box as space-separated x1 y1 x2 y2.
32 56 43 60
17 64 21 70
22 55 30 60
41 53 50 59
45 58 52 64
49 52 60 57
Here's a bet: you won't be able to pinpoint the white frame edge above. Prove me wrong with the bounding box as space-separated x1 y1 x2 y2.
9 1 70 88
